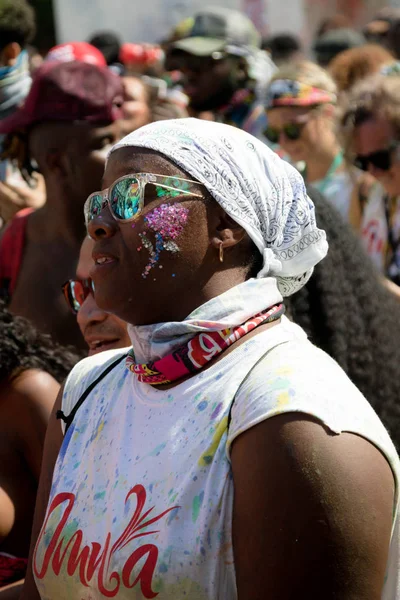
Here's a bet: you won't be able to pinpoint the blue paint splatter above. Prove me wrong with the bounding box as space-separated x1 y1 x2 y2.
150 442 167 456
58 423 75 462
167 506 180 526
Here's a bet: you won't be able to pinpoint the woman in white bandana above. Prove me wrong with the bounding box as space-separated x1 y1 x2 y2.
22 119 399 600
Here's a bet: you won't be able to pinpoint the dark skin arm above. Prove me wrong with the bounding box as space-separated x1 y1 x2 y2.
19 386 64 600
0 581 23 600
14 371 60 481
231 413 395 599
0 371 58 600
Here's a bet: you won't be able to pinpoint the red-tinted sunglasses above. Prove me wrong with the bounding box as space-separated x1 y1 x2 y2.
62 278 94 314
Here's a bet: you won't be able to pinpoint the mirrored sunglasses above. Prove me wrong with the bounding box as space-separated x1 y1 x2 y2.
62 278 94 314
352 142 400 172
84 173 203 227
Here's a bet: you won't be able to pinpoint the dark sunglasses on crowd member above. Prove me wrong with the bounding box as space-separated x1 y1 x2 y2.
62 278 94 314
264 122 306 144
353 141 400 172
171 50 226 73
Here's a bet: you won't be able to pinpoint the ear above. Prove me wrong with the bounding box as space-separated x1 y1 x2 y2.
45 148 70 179
236 57 249 83
210 207 247 253
1 42 21 66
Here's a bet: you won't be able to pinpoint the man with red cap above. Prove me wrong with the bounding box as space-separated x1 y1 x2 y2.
0 60 123 348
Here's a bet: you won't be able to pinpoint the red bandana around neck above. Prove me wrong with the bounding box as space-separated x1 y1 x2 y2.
126 303 285 385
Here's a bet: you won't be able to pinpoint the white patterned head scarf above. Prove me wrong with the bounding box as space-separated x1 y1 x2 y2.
110 118 328 296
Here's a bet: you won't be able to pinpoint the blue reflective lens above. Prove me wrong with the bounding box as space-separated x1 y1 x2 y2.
110 177 141 220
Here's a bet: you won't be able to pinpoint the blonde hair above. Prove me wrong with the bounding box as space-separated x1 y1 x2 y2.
269 60 338 96
339 73 400 152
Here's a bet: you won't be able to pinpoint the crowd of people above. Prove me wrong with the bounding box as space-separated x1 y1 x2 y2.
1 0 400 598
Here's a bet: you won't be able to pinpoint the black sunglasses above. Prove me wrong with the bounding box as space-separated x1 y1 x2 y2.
176 52 226 73
62 278 94 314
264 122 306 144
353 141 400 172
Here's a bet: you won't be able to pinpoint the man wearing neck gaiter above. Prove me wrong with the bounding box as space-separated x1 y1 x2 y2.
0 0 35 122
0 0 45 225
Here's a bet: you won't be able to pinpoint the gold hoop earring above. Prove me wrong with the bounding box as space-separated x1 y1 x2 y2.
219 243 224 263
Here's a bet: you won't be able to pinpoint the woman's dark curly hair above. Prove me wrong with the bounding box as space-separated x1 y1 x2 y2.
288 187 400 447
0 299 82 384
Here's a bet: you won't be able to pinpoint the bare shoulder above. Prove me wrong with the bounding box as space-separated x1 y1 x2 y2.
231 413 395 599
4 369 59 419
10 368 59 394
1 370 60 479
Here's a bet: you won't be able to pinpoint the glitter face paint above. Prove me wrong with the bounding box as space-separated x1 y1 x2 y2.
140 203 189 279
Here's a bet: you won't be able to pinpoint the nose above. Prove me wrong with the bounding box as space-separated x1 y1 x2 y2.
278 131 293 148
180 64 198 78
77 293 107 334
87 208 118 241
278 131 286 144
367 163 383 179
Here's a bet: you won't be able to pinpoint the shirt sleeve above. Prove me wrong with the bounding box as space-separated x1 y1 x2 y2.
226 339 386 456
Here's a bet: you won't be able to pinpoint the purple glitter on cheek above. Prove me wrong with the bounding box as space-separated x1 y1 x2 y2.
139 203 190 279
144 203 189 239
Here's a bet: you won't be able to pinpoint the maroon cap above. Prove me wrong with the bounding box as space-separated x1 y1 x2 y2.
0 60 124 135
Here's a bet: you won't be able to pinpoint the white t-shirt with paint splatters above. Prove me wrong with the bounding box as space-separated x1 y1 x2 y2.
33 316 400 600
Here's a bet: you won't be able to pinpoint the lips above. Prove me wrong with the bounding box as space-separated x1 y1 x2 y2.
91 248 118 279
85 335 121 355
92 252 118 266
96 256 115 265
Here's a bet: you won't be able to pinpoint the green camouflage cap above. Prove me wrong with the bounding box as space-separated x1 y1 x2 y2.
172 6 261 57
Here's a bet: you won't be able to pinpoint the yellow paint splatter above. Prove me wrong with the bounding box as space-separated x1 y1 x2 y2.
198 416 228 467
277 391 290 409
274 366 293 376
93 420 105 441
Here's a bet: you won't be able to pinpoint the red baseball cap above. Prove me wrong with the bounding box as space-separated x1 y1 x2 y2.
46 42 107 68
0 60 124 135
119 43 163 66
